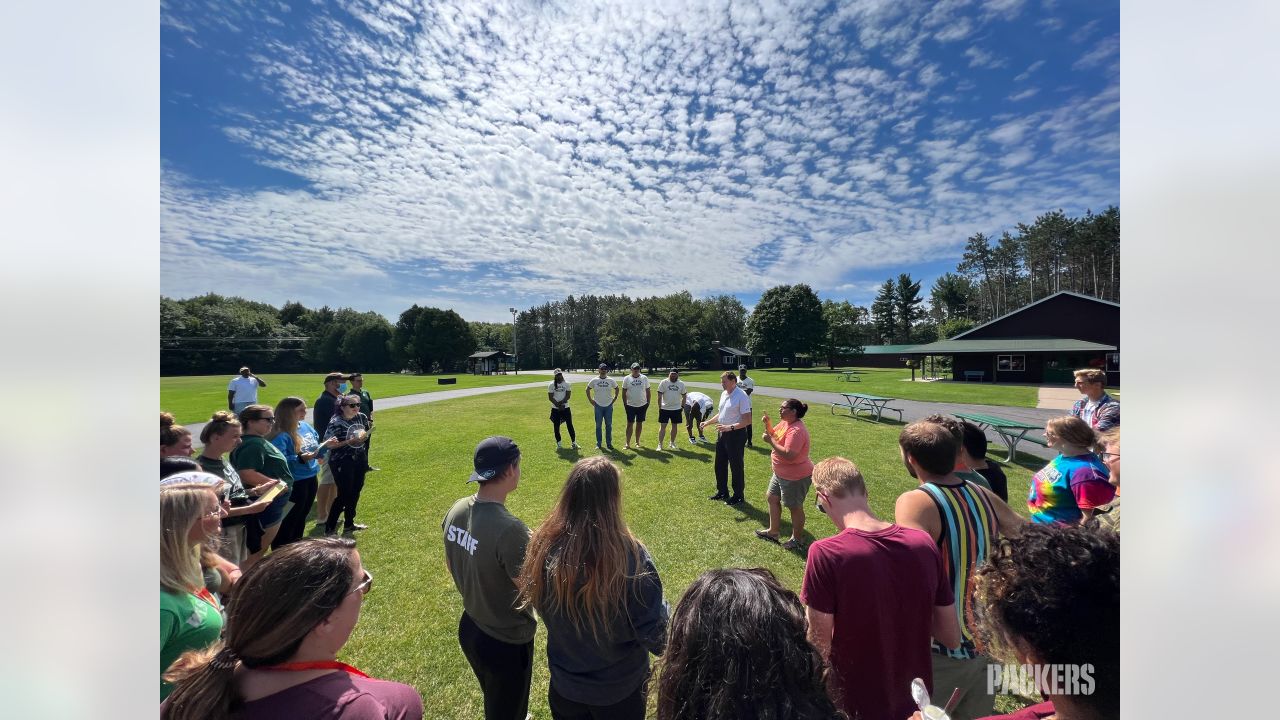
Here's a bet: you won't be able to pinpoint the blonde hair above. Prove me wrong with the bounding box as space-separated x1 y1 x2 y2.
1094 427 1120 454
1045 415 1097 449
517 456 645 643
1073 368 1107 387
162 412 191 448
199 410 240 445
811 456 867 499
720 371 738 382
160 484 219 595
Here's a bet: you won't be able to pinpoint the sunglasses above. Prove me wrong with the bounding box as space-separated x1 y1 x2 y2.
342 404 360 409
349 569 374 596
253 416 275 423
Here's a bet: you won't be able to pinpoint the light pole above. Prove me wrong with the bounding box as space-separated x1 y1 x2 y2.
508 307 518 375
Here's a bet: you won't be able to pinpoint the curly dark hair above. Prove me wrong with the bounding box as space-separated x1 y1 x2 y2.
656 568 845 720
973 524 1119 717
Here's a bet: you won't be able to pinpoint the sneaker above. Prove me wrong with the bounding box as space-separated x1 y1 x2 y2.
367 466 381 472
624 444 631 450
689 437 697 445
724 496 744 506
596 442 602 449
668 442 677 450
556 441 563 449
324 526 338 536
709 493 728 501
699 435 708 442
607 445 615 451
345 522 369 531
571 441 580 449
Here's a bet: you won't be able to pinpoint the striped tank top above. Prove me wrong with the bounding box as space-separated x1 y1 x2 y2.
918 480 998 659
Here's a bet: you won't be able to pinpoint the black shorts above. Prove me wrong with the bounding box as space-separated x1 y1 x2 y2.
658 408 683 424
685 405 708 424
624 403 649 422
549 407 573 422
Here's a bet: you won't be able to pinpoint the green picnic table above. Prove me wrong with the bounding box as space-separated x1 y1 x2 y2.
835 370 860 382
953 411 1048 462
831 392 902 423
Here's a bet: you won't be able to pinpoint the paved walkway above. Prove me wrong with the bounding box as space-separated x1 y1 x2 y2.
190 370 1059 463
1037 386 1080 410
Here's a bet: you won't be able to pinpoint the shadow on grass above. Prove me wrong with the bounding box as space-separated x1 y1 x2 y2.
728 499 813 558
1004 449 1051 473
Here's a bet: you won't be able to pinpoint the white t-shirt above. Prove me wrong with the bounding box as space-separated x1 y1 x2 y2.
227 376 261 403
716 386 752 426
656 379 687 411
622 374 651 407
547 380 571 405
586 376 619 406
685 391 714 415
738 375 755 393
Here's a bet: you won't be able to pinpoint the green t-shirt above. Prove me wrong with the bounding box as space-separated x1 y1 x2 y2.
229 435 294 488
160 589 223 699
955 469 993 493
442 495 537 644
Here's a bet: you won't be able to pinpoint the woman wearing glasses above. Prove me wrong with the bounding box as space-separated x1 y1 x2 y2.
162 537 423 719
755 399 814 551
268 397 340 548
516 456 668 719
322 397 373 535
161 481 228 701
232 405 295 569
1027 415 1115 525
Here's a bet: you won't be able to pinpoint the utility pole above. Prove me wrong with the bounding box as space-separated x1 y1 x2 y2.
508 307 518 375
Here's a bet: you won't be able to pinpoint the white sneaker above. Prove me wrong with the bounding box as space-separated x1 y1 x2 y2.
571 441 580 449
556 441 562 449
668 442 677 450
689 437 697 445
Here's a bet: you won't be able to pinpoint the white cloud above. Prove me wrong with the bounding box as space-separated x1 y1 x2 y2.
964 45 1007 69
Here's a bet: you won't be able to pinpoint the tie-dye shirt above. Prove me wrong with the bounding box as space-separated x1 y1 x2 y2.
1028 453 1114 524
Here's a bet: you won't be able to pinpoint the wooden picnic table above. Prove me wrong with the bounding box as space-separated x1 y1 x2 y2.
831 392 901 423
835 370 860 382
953 411 1047 462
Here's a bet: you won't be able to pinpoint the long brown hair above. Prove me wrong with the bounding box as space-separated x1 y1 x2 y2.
516 456 644 642
162 538 359 720
268 396 305 453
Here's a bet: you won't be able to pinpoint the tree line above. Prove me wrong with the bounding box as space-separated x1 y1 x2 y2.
159 205 1119 375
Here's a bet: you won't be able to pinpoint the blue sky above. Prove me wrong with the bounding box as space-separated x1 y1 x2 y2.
161 0 1118 323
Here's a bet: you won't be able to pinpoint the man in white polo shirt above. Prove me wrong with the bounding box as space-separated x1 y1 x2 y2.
585 364 619 451
227 366 267 414
621 362 651 450
700 370 752 505
655 369 687 451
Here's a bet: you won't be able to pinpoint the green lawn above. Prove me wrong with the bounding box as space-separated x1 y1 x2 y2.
160 373 540 425
307 387 1034 718
675 367 1042 407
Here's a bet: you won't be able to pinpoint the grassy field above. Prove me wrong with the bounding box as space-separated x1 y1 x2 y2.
160 373 539 425
676 367 1043 407
302 386 1034 718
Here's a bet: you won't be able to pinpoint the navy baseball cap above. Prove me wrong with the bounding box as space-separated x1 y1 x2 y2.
468 436 521 483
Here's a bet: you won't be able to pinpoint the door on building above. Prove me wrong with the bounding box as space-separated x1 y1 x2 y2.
1044 354 1101 384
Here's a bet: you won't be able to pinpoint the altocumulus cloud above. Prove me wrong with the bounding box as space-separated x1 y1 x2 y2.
161 0 1117 320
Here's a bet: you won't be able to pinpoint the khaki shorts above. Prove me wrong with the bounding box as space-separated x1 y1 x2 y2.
318 461 335 486
767 473 812 509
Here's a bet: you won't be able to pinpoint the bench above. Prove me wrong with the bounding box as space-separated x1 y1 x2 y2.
953 411 1047 462
963 370 985 382
438 377 457 385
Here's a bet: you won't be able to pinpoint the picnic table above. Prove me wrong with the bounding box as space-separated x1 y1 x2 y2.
830 392 903 423
835 370 860 382
953 412 1048 462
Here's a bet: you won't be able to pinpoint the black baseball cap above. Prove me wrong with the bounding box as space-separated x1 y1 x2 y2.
468 436 521 483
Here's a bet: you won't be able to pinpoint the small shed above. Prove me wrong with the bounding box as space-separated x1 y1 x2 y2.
467 350 513 375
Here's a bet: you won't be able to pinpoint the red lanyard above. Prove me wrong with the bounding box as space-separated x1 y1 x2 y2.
258 660 370 678
195 587 220 610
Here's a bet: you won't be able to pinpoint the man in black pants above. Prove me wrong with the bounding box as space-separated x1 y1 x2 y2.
443 437 537 720
699 371 753 505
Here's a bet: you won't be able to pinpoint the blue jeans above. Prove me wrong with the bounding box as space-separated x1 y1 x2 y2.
593 404 613 447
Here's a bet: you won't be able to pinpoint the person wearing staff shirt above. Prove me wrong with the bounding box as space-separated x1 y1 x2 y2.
547 369 579 450
621 363 651 451
738 365 756 447
586 364 620 451
655 370 687 451
700 371 752 506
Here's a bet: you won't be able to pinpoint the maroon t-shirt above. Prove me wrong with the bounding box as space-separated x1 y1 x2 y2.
235 672 423 719
800 524 954 720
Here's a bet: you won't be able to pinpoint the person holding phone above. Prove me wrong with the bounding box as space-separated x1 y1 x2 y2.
321 396 373 535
